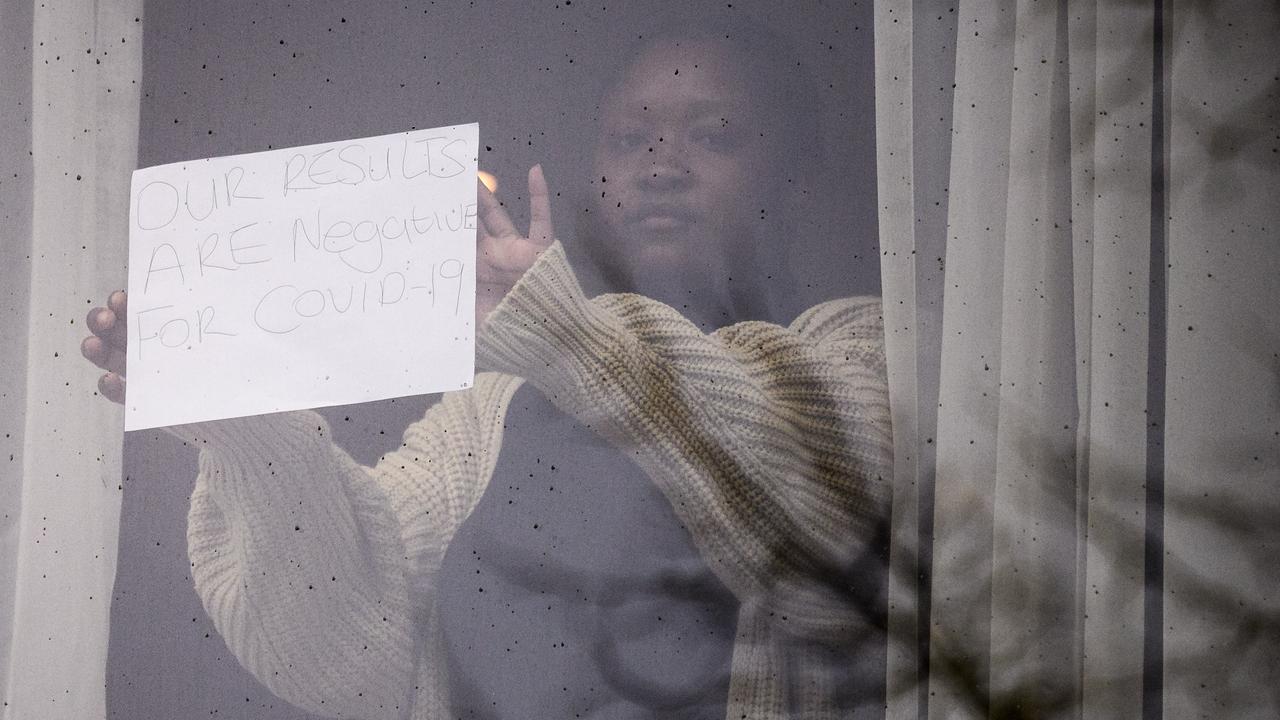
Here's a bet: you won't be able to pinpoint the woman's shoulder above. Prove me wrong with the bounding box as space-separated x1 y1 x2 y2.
787 295 883 343
706 296 883 352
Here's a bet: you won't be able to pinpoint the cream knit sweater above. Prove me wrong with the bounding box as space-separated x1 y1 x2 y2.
170 239 893 719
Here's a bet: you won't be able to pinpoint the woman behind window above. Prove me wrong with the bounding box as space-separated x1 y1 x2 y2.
84 16 892 720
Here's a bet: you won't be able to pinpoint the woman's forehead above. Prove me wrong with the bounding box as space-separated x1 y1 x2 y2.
605 39 755 117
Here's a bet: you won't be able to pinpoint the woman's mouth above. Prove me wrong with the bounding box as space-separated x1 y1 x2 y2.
637 215 689 232
626 203 697 233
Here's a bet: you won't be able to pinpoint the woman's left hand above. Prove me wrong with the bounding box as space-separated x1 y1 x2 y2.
475 164 556 327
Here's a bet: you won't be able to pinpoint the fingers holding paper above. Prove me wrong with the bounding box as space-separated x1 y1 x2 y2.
82 290 128 404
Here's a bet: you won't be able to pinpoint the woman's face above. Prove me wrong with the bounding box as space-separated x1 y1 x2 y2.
590 38 777 280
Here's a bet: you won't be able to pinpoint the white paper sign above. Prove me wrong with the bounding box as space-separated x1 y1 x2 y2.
124 123 479 431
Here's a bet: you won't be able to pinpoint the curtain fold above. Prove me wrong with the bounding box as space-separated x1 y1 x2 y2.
877 0 1279 718
876 5 961 718
874 3 924 716
1163 1 1280 717
0 2 142 718
1078 2 1156 717
925 0 1017 715
0 0 36 704
986 2 1078 715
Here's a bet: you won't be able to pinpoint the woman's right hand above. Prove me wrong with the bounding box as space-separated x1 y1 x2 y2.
81 290 128 404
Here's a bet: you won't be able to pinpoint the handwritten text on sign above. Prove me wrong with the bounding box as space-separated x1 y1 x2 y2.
125 124 478 431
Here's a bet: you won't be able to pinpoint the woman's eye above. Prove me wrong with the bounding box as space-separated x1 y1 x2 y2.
691 127 739 152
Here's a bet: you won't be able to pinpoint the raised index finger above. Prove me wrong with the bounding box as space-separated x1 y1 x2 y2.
527 164 555 249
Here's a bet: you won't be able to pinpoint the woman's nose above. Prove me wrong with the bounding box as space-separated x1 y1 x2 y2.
640 140 694 191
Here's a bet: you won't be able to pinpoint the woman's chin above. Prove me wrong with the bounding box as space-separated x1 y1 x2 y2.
587 223 733 296
634 239 692 269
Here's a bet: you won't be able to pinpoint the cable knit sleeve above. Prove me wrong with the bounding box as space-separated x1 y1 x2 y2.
478 240 894 644
169 371 521 719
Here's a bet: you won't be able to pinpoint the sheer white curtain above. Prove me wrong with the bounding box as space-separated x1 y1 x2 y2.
876 1 1279 719
0 2 141 718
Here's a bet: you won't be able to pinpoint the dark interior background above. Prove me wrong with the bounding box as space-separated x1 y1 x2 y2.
108 1 878 717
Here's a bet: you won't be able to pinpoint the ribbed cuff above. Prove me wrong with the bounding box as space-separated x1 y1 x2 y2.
477 240 633 398
163 409 328 458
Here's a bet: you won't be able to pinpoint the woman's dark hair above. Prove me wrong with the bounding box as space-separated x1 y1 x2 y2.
589 15 824 181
